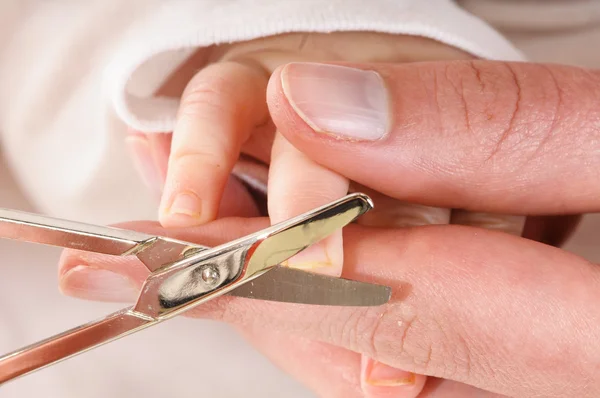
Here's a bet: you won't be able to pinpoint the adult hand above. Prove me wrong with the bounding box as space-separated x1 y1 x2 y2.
58 60 600 397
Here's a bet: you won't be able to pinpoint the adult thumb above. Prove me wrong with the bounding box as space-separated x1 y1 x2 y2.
266 61 600 215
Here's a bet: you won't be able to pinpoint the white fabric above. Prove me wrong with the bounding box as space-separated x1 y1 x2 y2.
0 0 523 226
106 0 524 135
0 1 599 397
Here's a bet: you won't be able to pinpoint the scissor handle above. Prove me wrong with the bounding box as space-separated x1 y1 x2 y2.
0 208 153 255
0 208 204 271
0 308 154 385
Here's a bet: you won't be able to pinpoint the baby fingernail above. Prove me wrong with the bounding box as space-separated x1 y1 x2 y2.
281 63 390 141
126 135 162 192
169 192 202 218
60 265 138 303
284 233 343 277
362 357 415 388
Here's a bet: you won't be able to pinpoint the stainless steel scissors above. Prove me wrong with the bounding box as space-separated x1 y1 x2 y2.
0 193 390 385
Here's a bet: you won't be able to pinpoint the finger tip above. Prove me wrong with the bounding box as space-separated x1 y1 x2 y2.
58 264 89 297
58 248 149 293
159 190 212 227
57 249 87 279
59 265 140 303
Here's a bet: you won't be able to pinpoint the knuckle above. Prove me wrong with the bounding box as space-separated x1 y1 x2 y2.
180 68 240 115
337 309 374 352
318 303 485 381
350 304 432 370
420 316 479 380
482 64 557 166
330 308 396 359
369 303 482 380
180 84 231 116
402 314 445 374
437 61 572 170
170 150 229 173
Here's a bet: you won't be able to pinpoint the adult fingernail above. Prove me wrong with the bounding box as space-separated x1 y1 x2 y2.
281 63 390 141
60 265 138 303
126 135 162 192
362 357 415 388
284 232 343 277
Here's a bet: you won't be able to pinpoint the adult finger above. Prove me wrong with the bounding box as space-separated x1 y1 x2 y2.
351 183 524 396
240 326 430 398
418 378 506 398
160 61 269 227
239 327 365 398
267 61 600 215
350 182 447 397
58 220 600 397
240 326 495 398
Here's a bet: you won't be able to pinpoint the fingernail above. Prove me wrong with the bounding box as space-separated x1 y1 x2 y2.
60 265 138 303
169 191 202 218
362 356 415 388
284 232 343 277
281 63 390 141
126 135 162 192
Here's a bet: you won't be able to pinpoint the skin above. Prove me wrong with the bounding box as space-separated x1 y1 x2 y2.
124 33 532 397
59 59 600 397
127 32 527 246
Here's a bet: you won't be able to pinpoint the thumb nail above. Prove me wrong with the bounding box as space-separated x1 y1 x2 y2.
60 265 139 303
281 62 390 141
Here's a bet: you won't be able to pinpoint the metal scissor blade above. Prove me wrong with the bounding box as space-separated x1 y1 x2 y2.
228 266 391 306
245 193 373 276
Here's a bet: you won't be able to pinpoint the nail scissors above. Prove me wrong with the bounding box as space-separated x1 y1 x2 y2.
0 193 391 385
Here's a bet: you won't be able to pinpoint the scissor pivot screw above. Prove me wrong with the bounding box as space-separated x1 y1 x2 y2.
201 265 220 286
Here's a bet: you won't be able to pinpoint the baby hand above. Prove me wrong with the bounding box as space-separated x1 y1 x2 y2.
125 32 523 278
125 34 412 271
